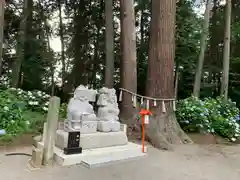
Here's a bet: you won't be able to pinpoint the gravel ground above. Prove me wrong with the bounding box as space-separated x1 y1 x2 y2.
1 144 240 180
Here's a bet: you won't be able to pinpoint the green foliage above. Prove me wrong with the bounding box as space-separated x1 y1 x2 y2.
176 96 240 142
0 87 51 141
3 0 240 145
59 103 67 120
176 97 211 133
205 97 240 140
0 90 30 140
24 110 46 134
8 87 50 113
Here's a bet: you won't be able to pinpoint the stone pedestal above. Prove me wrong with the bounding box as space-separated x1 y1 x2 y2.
55 130 128 150
97 121 120 132
53 142 146 167
51 86 137 167
64 120 97 134
29 147 43 168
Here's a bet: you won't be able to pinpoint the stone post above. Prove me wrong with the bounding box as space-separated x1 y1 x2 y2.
42 96 60 165
42 122 47 142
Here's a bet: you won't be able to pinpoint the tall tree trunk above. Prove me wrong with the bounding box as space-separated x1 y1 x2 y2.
221 0 231 101
38 0 54 95
208 0 219 97
137 3 147 94
193 0 212 97
57 0 66 86
104 0 114 88
146 0 191 150
91 27 100 89
0 0 5 75
140 9 144 48
11 0 32 87
120 0 137 124
45 22 55 96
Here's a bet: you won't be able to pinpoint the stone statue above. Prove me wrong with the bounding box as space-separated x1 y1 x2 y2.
97 87 121 132
65 85 98 133
55 85 128 152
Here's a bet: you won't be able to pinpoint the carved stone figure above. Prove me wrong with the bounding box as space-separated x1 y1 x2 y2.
97 87 121 132
55 86 128 151
65 85 98 133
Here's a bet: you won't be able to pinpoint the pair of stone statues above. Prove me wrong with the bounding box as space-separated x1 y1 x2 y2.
65 85 121 133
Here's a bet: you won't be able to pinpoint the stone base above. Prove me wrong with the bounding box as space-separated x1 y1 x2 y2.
97 121 120 132
55 130 128 150
54 142 146 167
64 120 97 134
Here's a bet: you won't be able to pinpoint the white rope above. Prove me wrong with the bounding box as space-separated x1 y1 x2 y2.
119 88 175 101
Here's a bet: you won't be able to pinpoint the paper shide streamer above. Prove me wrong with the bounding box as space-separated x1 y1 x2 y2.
118 88 176 114
153 99 157 107
119 89 122 102
162 101 166 113
133 95 137 107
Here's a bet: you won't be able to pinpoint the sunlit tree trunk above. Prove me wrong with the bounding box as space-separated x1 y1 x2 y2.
38 0 55 95
193 0 212 97
45 23 55 96
57 0 66 87
11 0 32 87
221 0 231 101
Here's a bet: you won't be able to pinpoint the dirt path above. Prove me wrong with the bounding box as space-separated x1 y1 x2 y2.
1 144 240 180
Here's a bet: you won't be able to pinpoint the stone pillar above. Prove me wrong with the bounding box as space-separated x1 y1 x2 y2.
42 122 47 142
30 147 43 168
42 96 60 165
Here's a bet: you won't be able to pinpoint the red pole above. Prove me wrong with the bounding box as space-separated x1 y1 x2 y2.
139 109 152 153
141 115 145 153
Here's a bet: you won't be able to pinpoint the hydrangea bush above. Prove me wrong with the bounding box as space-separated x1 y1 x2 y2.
0 90 30 141
0 84 51 141
8 88 50 113
0 75 50 113
176 96 240 142
0 79 69 141
0 75 10 87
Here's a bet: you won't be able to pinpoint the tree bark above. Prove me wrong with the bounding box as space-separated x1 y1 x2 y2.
57 0 66 86
45 31 55 96
91 26 100 89
120 0 137 124
38 0 54 95
221 0 231 101
11 0 32 87
0 0 5 75
46 23 55 96
208 0 220 97
146 0 192 150
193 0 212 97
104 0 114 88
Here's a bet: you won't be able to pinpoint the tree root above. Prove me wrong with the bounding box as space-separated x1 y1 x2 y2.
146 111 193 150
178 127 193 144
148 131 174 150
